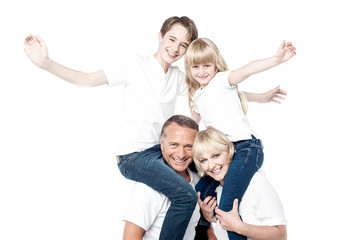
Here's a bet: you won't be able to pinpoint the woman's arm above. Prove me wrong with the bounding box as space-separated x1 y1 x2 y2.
123 221 146 240
228 41 296 86
215 199 287 240
24 35 108 88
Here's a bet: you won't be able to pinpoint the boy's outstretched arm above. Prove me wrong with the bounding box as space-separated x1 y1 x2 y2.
228 40 296 86
24 35 107 88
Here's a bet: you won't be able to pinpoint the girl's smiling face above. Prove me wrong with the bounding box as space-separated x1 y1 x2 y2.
190 63 217 88
199 150 230 185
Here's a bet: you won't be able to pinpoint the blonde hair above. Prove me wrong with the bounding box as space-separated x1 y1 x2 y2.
192 126 234 176
184 38 248 115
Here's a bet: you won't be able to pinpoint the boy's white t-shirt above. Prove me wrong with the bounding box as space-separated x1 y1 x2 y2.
193 70 257 142
123 168 200 240
104 54 187 155
213 171 287 240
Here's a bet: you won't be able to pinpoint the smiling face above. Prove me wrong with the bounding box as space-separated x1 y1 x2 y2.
190 62 217 88
155 24 191 71
160 122 198 179
199 151 230 185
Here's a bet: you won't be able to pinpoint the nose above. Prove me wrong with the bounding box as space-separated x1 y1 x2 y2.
208 159 216 171
172 42 180 53
199 67 205 75
176 147 186 160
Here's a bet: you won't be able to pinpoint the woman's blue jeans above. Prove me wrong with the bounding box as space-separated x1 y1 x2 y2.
196 136 264 240
117 144 198 240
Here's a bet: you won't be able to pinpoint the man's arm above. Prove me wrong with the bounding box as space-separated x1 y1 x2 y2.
123 221 146 240
24 35 108 88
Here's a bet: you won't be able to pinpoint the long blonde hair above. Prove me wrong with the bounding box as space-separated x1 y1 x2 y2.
192 126 234 176
184 38 248 115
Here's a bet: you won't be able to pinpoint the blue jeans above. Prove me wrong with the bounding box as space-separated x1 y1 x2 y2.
196 136 264 240
117 144 198 240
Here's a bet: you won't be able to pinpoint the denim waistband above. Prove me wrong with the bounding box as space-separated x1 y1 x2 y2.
233 135 263 149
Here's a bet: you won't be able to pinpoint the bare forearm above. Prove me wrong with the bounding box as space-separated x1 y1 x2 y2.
229 56 281 86
236 222 287 240
43 59 106 88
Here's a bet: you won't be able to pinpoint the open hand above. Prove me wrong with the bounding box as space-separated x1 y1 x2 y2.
24 35 50 69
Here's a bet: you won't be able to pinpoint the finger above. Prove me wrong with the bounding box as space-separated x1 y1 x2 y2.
232 198 239 211
277 89 287 95
204 196 214 204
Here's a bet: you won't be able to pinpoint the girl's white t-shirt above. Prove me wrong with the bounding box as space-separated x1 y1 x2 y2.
193 71 257 142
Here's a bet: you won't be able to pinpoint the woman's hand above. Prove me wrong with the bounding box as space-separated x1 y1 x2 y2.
215 199 243 234
197 192 218 223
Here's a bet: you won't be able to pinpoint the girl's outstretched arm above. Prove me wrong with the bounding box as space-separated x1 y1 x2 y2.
228 41 296 86
242 86 286 104
24 35 107 88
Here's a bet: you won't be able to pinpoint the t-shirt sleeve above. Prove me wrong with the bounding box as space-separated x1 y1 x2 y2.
214 70 234 88
123 182 164 231
103 54 138 87
254 172 287 226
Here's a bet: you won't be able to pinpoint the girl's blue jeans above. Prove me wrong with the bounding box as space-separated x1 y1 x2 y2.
196 136 264 240
117 144 198 240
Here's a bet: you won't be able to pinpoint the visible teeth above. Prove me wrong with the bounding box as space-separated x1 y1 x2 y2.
173 158 186 163
211 168 221 173
168 52 176 57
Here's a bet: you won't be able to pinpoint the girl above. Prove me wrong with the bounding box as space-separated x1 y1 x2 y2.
192 126 287 240
184 38 295 239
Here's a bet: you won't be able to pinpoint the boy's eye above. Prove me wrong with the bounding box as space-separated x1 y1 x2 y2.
181 44 187 48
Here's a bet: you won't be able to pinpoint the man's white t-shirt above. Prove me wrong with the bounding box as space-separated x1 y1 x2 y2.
213 171 287 240
104 54 187 155
123 168 200 240
193 71 257 142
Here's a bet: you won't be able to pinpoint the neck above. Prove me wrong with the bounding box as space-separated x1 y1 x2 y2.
153 52 169 74
177 169 191 183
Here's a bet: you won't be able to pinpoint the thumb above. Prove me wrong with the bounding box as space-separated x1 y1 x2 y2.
232 198 239 212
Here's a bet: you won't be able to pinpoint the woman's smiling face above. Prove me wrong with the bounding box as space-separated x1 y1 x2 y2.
199 150 230 186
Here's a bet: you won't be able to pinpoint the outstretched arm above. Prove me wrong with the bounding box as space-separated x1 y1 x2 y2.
228 41 296 86
242 86 287 104
215 199 287 240
24 35 107 88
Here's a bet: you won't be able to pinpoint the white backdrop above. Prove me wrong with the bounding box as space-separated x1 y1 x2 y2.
1 0 360 239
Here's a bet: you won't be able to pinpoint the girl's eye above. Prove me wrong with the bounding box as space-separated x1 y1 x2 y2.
192 66 199 69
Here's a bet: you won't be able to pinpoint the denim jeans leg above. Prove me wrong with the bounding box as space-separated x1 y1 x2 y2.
117 144 198 240
195 176 220 227
220 138 264 240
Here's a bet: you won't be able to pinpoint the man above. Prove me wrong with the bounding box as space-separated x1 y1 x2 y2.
122 115 204 240
123 115 287 240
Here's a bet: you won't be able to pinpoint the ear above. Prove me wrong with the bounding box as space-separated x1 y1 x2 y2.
158 32 163 42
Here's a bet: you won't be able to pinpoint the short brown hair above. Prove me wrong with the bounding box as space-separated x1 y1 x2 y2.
160 115 199 139
160 16 198 42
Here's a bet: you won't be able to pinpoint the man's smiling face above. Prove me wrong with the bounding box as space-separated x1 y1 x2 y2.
160 122 197 175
